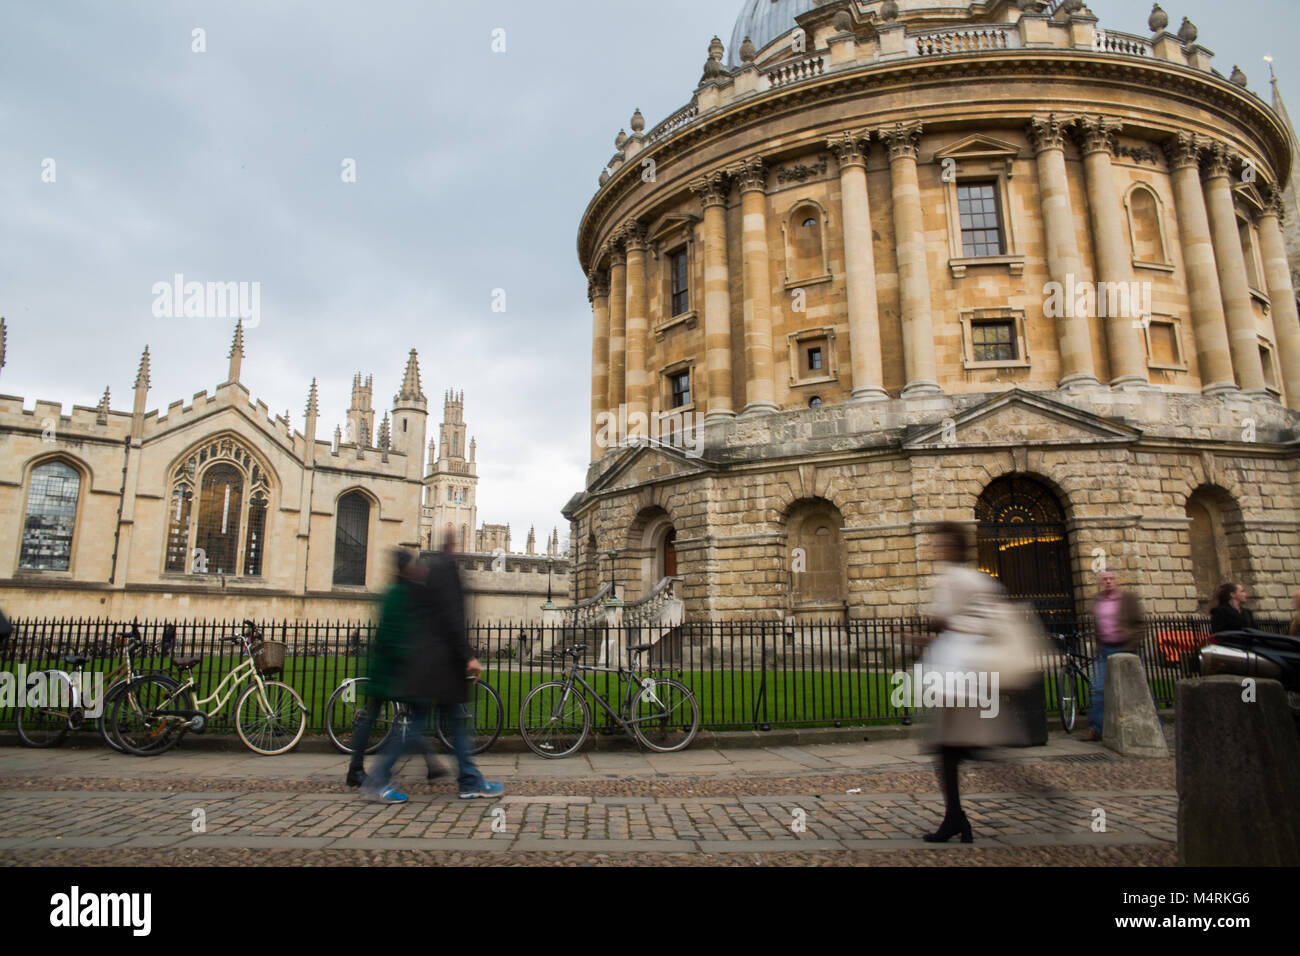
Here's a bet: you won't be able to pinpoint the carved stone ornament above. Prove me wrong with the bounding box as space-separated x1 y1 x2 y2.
877 120 923 161
827 130 870 167
690 170 731 207
1162 131 1205 170
776 154 830 185
1076 115 1121 156
1027 114 1074 154
731 157 768 193
1148 3 1168 33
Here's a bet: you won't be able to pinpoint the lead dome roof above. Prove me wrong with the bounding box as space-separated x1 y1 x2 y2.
727 0 821 67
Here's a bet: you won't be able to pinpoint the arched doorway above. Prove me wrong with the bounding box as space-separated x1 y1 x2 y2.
631 508 678 600
1185 486 1249 612
975 475 1075 620
787 499 847 619
662 529 677 579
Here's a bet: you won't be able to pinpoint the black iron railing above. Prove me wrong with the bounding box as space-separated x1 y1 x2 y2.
0 614 1291 737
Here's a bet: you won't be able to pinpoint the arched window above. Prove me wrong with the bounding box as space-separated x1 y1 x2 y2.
19 460 82 571
786 202 827 282
334 492 371 586
787 499 846 613
1126 185 1168 265
1185 486 1250 612
164 437 271 576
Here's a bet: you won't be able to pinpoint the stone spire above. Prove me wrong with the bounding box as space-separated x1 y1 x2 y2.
0 317 6 380
227 319 245 384
134 345 151 391
526 525 537 556
396 348 426 405
378 412 391 461
132 346 151 438
97 386 111 425
304 378 319 447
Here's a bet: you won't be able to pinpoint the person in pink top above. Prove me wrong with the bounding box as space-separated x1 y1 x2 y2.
1083 571 1145 740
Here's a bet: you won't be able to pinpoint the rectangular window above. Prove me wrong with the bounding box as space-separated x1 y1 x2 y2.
808 347 823 372
957 182 1005 258
670 249 689 317
1261 345 1279 391
671 371 691 408
971 320 1017 363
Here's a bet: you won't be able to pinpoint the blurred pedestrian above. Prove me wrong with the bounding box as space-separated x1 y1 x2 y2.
1081 571 1144 742
913 521 1015 844
1290 590 1300 637
352 550 444 801
1210 582 1254 634
418 524 505 800
0 606 12 644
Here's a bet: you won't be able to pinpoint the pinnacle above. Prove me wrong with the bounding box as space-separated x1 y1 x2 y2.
228 318 245 358
305 378 319 419
134 346 151 390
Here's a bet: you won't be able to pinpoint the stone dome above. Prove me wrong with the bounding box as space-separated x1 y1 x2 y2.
727 0 821 67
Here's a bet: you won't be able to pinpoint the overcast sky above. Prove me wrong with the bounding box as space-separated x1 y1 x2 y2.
1 0 1297 544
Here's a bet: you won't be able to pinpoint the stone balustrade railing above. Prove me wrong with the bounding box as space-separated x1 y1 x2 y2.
622 576 680 627
645 103 699 145
765 55 825 89
1093 29 1152 58
549 581 612 628
911 26 1017 57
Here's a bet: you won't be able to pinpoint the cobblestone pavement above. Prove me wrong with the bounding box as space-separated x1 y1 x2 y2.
0 733 1178 866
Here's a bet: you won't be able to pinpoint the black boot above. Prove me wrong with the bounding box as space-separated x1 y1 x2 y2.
923 812 973 843
346 767 365 788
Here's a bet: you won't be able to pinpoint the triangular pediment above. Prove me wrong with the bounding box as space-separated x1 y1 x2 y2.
589 439 715 494
934 134 1022 162
648 213 700 245
904 389 1142 450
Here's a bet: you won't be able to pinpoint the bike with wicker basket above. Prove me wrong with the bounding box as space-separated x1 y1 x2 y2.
107 621 308 756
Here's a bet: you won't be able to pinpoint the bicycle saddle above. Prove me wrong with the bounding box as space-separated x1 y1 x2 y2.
567 644 587 654
63 655 88 668
171 656 202 670
630 644 653 654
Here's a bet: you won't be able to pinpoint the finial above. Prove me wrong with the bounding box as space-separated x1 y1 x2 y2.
1148 3 1168 33
740 35 757 62
1230 65 1248 87
1061 0 1083 13
306 378 319 419
378 412 391 450
1177 17 1197 45
881 0 900 20
630 109 645 134
399 348 424 402
228 318 245 358
135 346 151 390
615 128 628 150
97 386 111 424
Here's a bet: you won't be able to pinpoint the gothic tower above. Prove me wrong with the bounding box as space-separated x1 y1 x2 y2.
346 374 375 447
420 389 479 551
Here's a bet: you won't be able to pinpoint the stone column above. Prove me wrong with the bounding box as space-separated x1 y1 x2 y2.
623 221 651 424
588 271 611 459
829 130 888 401
1164 133 1237 394
1029 114 1100 389
1077 115 1148 389
1259 190 1300 410
1202 142 1267 394
879 120 940 396
692 172 736 420
606 241 628 417
734 158 778 415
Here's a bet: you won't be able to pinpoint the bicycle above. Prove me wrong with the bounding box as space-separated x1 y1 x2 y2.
1052 632 1092 733
324 676 503 756
15 626 181 751
519 642 700 758
107 621 308 756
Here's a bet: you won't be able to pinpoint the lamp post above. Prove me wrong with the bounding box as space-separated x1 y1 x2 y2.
606 548 619 600
545 555 555 605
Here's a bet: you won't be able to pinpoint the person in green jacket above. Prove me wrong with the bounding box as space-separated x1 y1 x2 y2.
345 550 444 791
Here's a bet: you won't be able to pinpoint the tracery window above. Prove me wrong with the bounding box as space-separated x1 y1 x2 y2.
19 460 82 571
333 492 370 586
164 436 272 576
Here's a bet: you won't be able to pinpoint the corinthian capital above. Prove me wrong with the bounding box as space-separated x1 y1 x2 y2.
1162 131 1206 170
827 129 871 168
1027 114 1075 154
1200 140 1235 181
1075 115 1121 156
690 170 731 208
877 120 923 161
587 270 611 302
621 219 648 251
730 157 768 193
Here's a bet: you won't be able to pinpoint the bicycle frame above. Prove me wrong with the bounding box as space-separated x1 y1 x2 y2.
139 636 278 728
556 654 668 732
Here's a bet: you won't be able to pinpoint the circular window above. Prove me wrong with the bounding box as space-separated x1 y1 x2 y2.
809 397 823 409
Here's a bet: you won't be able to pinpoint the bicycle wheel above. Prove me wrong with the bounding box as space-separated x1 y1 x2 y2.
630 677 700 753
235 680 307 755
324 678 396 755
109 675 188 756
15 670 77 748
519 682 590 759
97 674 181 753
435 681 505 755
1057 667 1079 733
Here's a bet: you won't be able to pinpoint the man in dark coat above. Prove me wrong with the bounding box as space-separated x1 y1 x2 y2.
415 525 504 800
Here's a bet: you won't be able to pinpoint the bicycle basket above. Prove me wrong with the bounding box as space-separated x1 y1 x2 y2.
251 640 286 676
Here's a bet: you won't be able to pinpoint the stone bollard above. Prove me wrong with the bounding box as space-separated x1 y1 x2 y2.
1101 653 1168 758
1176 676 1300 866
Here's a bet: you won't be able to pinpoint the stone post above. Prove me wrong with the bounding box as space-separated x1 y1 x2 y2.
1202 142 1267 394
1258 191 1300 410
1029 113 1100 389
830 130 888 402
588 271 611 459
879 120 940 397
693 172 736 420
1163 133 1237 394
734 157 778 415
1077 115 1148 389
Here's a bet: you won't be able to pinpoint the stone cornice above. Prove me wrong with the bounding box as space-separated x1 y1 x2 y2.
578 51 1292 270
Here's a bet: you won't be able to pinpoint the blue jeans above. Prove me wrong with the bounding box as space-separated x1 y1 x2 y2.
438 702 487 793
364 701 432 791
350 699 437 775
1088 645 1164 734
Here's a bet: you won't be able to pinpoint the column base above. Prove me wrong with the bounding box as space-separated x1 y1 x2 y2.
901 381 942 398
849 387 890 403
1201 382 1240 397
1057 373 1104 391
1109 375 1151 392
739 402 780 418
703 408 736 423
1238 389 1275 402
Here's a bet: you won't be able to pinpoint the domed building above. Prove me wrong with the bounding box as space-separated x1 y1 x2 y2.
567 0 1300 623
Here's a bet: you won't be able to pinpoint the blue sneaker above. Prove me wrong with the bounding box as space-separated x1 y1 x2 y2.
362 785 408 804
459 781 506 800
